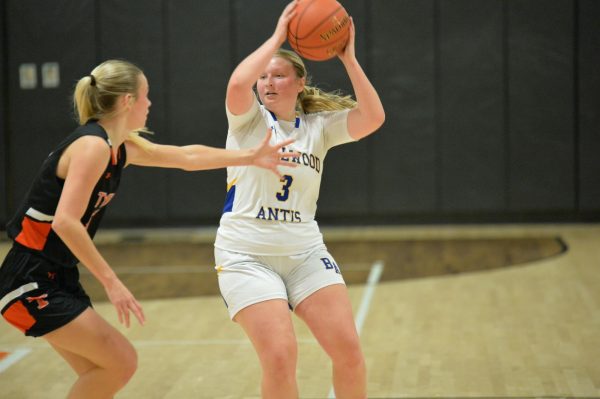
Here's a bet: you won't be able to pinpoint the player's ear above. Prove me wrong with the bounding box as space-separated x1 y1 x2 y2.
297 77 306 93
121 93 134 110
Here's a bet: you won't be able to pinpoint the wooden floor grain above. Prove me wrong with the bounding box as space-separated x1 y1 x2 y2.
0 224 598 399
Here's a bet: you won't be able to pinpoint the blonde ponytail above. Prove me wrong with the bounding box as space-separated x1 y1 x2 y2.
73 75 99 125
298 85 356 114
73 59 153 151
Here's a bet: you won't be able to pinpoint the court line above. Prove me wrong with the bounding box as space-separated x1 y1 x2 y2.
0 348 31 374
354 261 385 335
328 260 385 399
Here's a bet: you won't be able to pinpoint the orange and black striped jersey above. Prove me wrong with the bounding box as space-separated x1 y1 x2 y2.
6 120 126 268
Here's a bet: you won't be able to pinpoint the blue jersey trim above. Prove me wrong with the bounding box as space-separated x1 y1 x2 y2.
222 185 236 214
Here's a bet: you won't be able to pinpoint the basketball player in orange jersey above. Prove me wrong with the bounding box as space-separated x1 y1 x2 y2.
0 59 299 399
214 1 385 398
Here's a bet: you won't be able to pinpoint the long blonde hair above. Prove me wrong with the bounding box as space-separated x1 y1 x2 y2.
275 49 356 114
73 59 151 149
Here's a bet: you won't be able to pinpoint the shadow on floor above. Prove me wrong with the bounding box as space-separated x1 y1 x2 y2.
80 237 566 302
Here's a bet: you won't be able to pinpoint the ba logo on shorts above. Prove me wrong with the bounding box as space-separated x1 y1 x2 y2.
321 258 340 274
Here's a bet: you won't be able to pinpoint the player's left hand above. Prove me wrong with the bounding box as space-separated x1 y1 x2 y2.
250 128 300 178
338 17 356 63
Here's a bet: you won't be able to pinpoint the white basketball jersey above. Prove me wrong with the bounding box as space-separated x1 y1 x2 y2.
215 97 355 255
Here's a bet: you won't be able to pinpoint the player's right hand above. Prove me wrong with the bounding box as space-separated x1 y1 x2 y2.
273 0 298 45
105 277 146 328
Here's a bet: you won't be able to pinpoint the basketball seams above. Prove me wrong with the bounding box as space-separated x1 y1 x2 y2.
290 5 345 41
291 0 317 40
292 39 346 60
287 0 315 51
293 34 347 53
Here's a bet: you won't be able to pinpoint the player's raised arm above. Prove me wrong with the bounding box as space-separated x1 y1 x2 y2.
226 1 298 116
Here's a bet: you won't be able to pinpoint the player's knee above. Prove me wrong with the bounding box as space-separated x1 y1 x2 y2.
261 341 297 374
331 339 364 369
114 353 137 388
342 348 365 370
121 345 138 383
109 339 138 387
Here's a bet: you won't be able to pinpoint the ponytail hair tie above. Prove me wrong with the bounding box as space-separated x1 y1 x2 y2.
89 74 96 86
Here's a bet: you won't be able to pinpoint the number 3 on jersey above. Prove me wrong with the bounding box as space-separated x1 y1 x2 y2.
276 175 293 201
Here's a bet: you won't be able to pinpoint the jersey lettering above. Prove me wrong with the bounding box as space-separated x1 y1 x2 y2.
321 257 340 274
86 191 116 228
256 206 302 223
93 192 115 209
281 147 321 173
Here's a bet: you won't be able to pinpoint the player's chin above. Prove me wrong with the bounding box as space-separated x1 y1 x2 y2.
130 122 146 132
262 94 278 102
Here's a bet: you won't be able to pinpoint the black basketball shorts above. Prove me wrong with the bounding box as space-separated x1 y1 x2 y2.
0 245 91 337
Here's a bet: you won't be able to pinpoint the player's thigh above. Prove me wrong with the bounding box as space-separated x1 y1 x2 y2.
43 307 136 371
50 342 97 376
286 245 345 312
235 299 297 360
295 284 361 358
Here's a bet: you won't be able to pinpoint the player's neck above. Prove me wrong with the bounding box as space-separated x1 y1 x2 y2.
97 118 128 147
274 110 297 122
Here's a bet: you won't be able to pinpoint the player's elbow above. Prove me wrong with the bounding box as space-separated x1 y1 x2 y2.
180 155 197 171
364 110 386 136
51 213 75 237
179 146 206 171
227 77 247 97
372 109 385 131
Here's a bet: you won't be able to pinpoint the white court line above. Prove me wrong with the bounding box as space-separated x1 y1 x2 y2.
328 260 384 399
0 348 32 373
353 261 385 335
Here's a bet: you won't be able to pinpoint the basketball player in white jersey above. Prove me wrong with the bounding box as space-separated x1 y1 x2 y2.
214 2 385 398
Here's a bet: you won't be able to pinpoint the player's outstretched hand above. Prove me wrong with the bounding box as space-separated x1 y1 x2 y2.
250 128 300 178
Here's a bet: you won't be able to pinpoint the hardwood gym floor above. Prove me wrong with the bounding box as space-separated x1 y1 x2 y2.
0 224 598 399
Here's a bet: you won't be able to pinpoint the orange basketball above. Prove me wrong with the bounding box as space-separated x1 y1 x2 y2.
287 0 351 61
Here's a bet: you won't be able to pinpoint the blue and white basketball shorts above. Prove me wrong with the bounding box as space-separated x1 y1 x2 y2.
214 244 345 320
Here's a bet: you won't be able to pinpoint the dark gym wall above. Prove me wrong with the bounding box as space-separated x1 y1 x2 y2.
579 0 600 212
0 3 6 224
2 0 599 228
438 1 505 213
507 0 575 212
371 0 437 214
5 0 96 218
